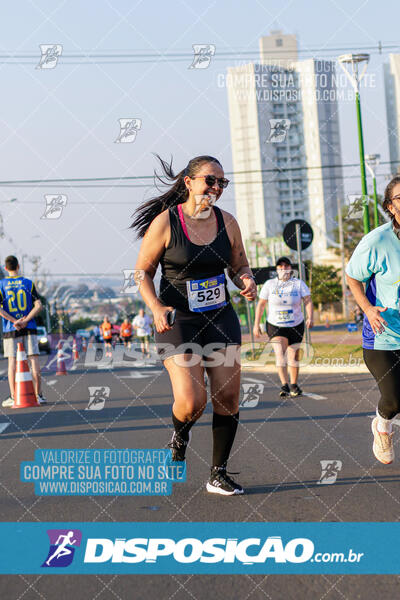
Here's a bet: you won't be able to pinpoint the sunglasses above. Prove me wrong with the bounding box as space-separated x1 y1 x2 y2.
190 175 230 189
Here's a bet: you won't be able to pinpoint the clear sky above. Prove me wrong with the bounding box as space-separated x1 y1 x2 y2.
0 0 398 284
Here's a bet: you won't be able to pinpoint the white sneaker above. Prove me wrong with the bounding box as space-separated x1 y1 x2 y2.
2 396 14 408
37 394 47 405
371 417 394 464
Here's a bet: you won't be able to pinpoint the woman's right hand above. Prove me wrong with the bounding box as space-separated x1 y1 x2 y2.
253 324 262 338
152 305 175 333
365 305 388 335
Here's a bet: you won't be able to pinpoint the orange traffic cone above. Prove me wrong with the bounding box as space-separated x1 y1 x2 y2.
13 342 39 408
56 342 67 375
82 338 87 353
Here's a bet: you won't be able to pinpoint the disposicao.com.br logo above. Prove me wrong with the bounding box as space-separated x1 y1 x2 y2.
42 529 82 567
82 536 362 565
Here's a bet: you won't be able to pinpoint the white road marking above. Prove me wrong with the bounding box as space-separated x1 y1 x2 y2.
302 392 328 400
0 369 6 376
242 377 266 384
119 371 163 379
0 423 10 434
46 380 57 386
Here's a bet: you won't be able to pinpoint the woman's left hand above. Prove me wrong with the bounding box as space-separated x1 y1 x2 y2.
306 317 314 329
239 275 257 302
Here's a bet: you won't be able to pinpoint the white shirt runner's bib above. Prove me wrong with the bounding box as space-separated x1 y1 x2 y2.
259 277 311 327
186 274 227 312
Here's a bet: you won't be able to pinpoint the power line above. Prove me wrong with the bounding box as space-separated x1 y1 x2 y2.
0 42 399 63
0 160 397 188
0 172 391 202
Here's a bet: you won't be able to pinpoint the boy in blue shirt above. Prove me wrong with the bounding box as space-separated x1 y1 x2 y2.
0 255 47 406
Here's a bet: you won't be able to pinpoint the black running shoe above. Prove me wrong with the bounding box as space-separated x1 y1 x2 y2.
168 431 191 461
290 383 303 397
206 467 244 495
279 384 290 398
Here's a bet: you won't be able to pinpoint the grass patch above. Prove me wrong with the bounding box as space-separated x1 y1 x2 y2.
243 342 363 365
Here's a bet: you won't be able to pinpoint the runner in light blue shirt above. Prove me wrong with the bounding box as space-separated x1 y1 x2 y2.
346 175 400 466
346 221 400 351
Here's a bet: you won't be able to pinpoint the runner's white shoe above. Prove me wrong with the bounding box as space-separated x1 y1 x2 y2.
2 396 14 408
371 417 394 464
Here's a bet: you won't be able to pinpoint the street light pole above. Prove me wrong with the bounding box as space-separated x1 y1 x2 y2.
338 53 370 234
365 153 381 229
337 196 349 320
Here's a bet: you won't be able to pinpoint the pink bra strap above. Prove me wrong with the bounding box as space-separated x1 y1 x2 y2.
177 204 218 242
177 203 190 241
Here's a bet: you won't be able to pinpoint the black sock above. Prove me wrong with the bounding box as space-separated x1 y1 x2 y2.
172 411 195 443
212 412 239 469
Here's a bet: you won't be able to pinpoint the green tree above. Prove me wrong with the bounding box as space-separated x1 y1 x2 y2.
306 263 342 307
332 195 385 260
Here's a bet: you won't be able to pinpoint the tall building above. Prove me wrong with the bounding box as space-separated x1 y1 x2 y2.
384 54 400 171
227 31 344 264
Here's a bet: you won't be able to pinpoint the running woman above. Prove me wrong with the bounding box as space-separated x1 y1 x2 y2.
253 257 313 398
346 175 400 464
0 255 47 406
120 318 133 349
132 155 257 495
100 316 113 358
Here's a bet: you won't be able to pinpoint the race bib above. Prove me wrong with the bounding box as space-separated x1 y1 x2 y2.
186 274 227 312
275 309 294 324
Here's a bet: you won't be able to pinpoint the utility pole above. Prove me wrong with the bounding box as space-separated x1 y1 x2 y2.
338 53 370 233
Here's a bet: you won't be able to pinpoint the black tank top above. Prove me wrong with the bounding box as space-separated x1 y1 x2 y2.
159 205 232 312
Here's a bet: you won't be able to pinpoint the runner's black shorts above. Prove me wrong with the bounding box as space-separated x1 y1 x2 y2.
154 303 241 361
267 320 305 346
121 336 132 343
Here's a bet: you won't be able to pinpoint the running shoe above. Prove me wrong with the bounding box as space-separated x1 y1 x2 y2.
168 431 192 461
37 393 47 405
279 384 290 398
371 417 394 464
2 396 14 408
290 384 303 397
206 467 244 495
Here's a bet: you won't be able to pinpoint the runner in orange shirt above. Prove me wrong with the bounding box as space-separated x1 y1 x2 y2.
120 317 133 349
100 316 113 358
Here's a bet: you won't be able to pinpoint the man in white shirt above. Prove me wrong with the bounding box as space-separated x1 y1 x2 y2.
253 257 313 398
132 308 153 358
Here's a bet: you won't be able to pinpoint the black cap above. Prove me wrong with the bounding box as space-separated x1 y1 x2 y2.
276 256 292 267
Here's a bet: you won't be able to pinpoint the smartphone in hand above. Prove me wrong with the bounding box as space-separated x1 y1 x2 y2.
167 309 176 327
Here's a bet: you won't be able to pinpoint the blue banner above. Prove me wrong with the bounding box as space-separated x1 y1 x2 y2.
0 522 397 574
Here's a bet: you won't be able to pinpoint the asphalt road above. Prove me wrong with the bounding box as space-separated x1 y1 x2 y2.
0 346 398 599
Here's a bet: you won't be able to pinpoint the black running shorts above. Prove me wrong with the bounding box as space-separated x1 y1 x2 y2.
363 348 400 420
266 320 305 346
154 303 241 360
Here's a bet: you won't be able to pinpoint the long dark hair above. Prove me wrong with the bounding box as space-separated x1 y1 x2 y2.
383 175 400 226
131 154 222 238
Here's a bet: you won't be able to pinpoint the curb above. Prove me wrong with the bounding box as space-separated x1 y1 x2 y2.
242 363 369 374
